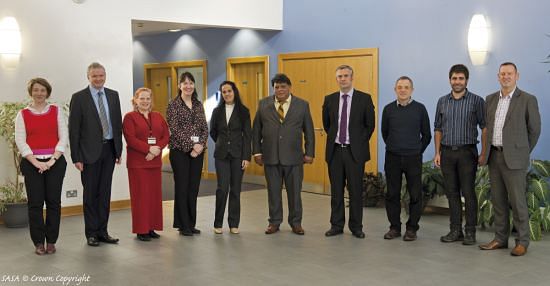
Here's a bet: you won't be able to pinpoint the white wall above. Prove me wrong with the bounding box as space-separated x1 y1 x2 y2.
0 0 282 206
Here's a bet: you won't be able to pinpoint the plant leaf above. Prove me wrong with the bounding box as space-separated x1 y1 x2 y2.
542 207 550 232
532 159 550 178
529 215 542 241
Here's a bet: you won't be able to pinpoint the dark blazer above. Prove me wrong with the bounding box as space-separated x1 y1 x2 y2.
485 88 541 169
322 89 375 164
69 86 123 164
252 94 315 165
210 104 252 161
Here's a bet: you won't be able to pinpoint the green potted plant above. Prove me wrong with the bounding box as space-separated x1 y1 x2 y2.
0 101 29 227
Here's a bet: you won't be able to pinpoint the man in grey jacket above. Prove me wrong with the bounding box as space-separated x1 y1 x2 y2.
479 62 541 256
252 73 315 235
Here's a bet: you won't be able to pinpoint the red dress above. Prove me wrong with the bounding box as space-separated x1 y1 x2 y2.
123 111 169 234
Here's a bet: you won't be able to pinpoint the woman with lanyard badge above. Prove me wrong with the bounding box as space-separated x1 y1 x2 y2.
123 87 169 241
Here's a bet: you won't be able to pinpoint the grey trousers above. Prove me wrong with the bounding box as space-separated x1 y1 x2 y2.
264 164 303 226
488 149 530 247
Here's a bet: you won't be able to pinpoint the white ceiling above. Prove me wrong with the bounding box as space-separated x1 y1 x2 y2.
131 19 209 36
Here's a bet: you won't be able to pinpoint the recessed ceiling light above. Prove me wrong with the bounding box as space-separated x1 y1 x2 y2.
168 29 182 32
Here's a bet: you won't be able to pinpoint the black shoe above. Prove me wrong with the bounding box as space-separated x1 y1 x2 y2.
325 228 344 237
440 230 464 243
191 228 201 234
462 231 476 245
179 229 194 236
98 234 119 244
352 231 366 239
87 237 100 247
137 234 151 241
149 231 160 239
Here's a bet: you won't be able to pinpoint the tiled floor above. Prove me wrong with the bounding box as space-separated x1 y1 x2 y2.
1 190 549 286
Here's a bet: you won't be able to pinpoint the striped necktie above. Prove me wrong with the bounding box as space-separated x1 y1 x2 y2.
277 100 286 122
97 91 109 139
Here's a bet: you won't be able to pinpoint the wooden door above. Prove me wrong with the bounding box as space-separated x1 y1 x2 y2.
279 48 379 194
147 68 172 117
227 56 269 183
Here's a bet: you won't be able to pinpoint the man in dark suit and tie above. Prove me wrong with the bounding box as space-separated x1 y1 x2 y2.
252 73 315 235
69 62 123 246
479 62 541 256
322 65 375 238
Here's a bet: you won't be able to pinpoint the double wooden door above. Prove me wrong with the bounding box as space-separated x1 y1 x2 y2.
279 48 379 194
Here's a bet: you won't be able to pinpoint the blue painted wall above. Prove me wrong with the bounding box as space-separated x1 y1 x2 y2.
133 0 550 172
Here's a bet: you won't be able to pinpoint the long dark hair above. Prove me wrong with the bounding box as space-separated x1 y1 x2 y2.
217 80 249 123
177 72 199 100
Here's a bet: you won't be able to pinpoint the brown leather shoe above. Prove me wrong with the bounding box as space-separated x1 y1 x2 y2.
265 224 280 234
510 244 527 256
292 225 305 235
384 229 401 240
479 239 508 250
403 230 417 241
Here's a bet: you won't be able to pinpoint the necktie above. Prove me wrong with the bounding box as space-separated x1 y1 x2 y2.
277 100 286 122
339 94 348 144
97 91 109 139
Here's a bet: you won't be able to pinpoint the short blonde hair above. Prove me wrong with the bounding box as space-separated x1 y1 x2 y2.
132 87 154 111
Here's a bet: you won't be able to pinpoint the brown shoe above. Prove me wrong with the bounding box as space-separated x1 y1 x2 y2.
383 229 401 240
35 244 46 255
265 224 280 234
510 244 527 256
46 243 56 254
479 239 508 250
403 230 417 241
292 225 305 235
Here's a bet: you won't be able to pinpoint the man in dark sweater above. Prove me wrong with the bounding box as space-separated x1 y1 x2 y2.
381 76 431 241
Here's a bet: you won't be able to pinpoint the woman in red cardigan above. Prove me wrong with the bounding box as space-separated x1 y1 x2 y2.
122 87 169 241
15 78 68 255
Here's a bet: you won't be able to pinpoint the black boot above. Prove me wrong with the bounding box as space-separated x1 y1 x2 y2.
462 230 476 245
440 228 464 243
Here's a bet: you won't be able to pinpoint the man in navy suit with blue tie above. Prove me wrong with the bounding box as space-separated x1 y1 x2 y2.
69 62 123 246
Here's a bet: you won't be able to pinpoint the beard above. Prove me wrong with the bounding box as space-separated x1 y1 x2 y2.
452 84 466 93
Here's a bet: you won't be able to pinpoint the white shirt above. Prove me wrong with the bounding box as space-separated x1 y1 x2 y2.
492 87 515 146
14 103 69 159
225 103 235 124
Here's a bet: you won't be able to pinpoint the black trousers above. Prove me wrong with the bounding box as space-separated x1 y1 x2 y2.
82 141 116 238
21 156 67 246
170 149 204 232
214 156 243 228
328 145 365 232
440 145 478 232
384 151 422 232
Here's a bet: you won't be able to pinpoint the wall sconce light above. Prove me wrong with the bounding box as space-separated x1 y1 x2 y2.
0 17 22 69
468 14 490 66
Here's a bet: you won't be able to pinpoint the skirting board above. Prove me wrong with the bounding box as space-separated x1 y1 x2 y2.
0 199 131 225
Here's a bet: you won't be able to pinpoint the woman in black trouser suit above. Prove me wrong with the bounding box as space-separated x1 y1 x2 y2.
210 81 251 234
15 78 68 255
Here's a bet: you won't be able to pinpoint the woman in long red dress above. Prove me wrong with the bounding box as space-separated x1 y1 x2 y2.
123 87 169 241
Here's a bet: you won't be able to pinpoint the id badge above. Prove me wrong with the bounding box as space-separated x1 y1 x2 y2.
147 137 157 145
191 136 199 143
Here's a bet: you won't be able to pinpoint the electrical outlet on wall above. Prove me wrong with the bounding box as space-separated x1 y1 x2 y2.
66 190 78 198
